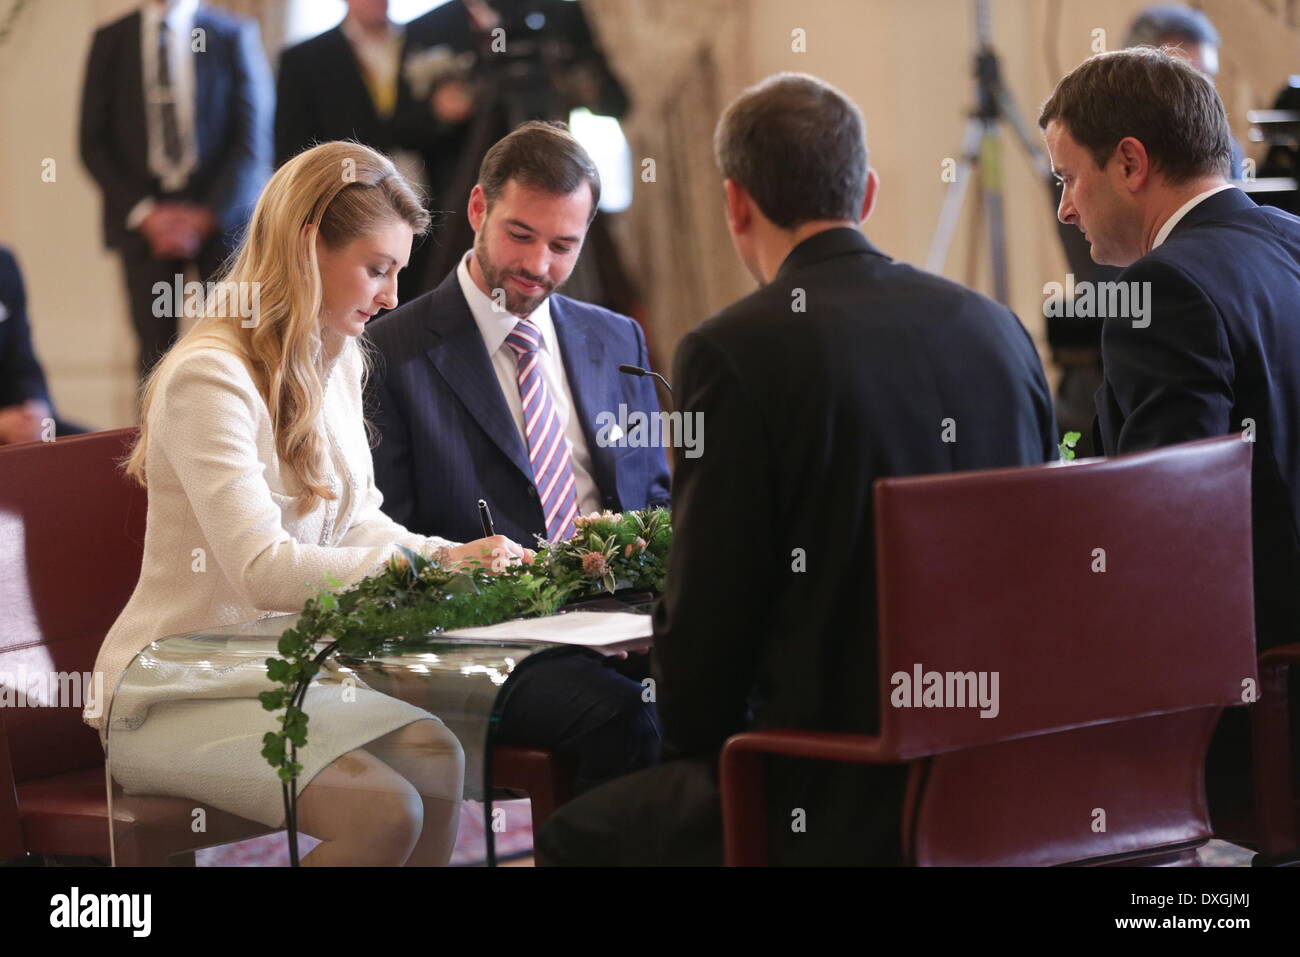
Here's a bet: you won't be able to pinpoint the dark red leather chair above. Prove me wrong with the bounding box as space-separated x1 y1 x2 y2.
0 428 275 864
721 436 1267 866
0 428 570 865
1247 643 1300 861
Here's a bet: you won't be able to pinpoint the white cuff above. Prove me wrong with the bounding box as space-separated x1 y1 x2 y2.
126 197 157 231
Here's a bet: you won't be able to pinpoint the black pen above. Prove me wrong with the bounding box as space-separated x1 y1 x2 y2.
477 499 495 538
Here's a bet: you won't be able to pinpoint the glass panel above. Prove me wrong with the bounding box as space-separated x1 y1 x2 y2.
105 614 559 866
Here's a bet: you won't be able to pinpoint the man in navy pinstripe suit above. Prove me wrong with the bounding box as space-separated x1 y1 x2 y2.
365 122 670 804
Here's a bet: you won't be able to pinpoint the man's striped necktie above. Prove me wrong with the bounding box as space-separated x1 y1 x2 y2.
505 318 579 542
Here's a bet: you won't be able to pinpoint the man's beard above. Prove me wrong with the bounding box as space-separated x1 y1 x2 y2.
474 234 563 316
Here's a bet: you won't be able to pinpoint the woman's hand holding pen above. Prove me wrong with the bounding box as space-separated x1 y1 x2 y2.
446 536 536 573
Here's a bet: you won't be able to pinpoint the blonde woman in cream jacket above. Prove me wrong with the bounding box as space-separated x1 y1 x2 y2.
88 142 532 866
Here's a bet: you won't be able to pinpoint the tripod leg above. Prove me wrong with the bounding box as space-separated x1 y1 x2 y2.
926 117 985 275
980 122 1010 306
995 84 1053 180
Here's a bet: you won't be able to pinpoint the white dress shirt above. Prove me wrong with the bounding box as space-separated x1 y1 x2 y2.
456 250 602 515
127 0 200 231
1152 184 1236 249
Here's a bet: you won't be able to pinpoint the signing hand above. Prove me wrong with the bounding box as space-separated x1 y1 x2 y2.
447 535 536 574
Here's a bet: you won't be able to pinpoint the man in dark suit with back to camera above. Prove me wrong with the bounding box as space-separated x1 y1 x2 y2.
1041 47 1300 810
80 0 272 384
538 72 1057 866
365 120 669 803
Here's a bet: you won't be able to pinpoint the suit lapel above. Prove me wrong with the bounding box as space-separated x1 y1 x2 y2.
327 26 383 131
193 12 218 167
552 297 617 496
423 274 534 482
122 12 149 163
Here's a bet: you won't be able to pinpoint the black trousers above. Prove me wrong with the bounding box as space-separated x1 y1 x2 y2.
537 758 724 866
537 751 909 867
119 232 230 384
495 648 661 797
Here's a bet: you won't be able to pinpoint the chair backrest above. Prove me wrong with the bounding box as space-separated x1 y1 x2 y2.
0 429 145 782
872 435 1257 865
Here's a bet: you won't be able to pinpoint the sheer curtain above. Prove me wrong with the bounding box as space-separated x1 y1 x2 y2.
584 0 755 370
207 0 287 60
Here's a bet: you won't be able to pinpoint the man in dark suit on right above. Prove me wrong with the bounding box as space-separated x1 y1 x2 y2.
1041 46 1300 812
1042 47 1300 655
538 72 1057 866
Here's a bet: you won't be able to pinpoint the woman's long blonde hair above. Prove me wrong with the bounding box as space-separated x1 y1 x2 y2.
124 141 430 511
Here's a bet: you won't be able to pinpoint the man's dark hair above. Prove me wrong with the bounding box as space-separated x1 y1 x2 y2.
1124 4 1220 50
1037 47 1232 183
478 120 602 223
713 72 868 229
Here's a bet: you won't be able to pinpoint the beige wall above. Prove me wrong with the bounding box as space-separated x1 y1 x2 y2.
2 1 1298 430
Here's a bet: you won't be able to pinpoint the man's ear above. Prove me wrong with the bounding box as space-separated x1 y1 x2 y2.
467 184 487 232
860 167 880 223
723 178 751 234
1114 137 1151 193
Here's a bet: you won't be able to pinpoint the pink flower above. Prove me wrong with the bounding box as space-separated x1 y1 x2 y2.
635 537 647 552
624 544 634 558
582 552 608 576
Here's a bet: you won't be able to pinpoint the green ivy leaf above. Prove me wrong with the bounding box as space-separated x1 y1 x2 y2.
443 573 480 595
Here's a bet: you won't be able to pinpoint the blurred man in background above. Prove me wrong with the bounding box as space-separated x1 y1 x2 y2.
80 0 272 384
0 247 87 444
275 0 433 304
399 0 632 305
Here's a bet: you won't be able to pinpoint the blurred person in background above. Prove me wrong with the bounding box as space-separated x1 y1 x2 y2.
80 0 273 385
275 0 433 304
398 0 632 307
0 246 89 444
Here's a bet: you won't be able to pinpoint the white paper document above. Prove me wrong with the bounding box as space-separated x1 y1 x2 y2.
441 611 654 649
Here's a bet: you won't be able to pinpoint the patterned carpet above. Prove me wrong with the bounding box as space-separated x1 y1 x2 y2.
195 815 1254 867
195 799 535 867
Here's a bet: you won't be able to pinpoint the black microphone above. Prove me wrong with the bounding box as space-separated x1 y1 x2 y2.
618 363 673 395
